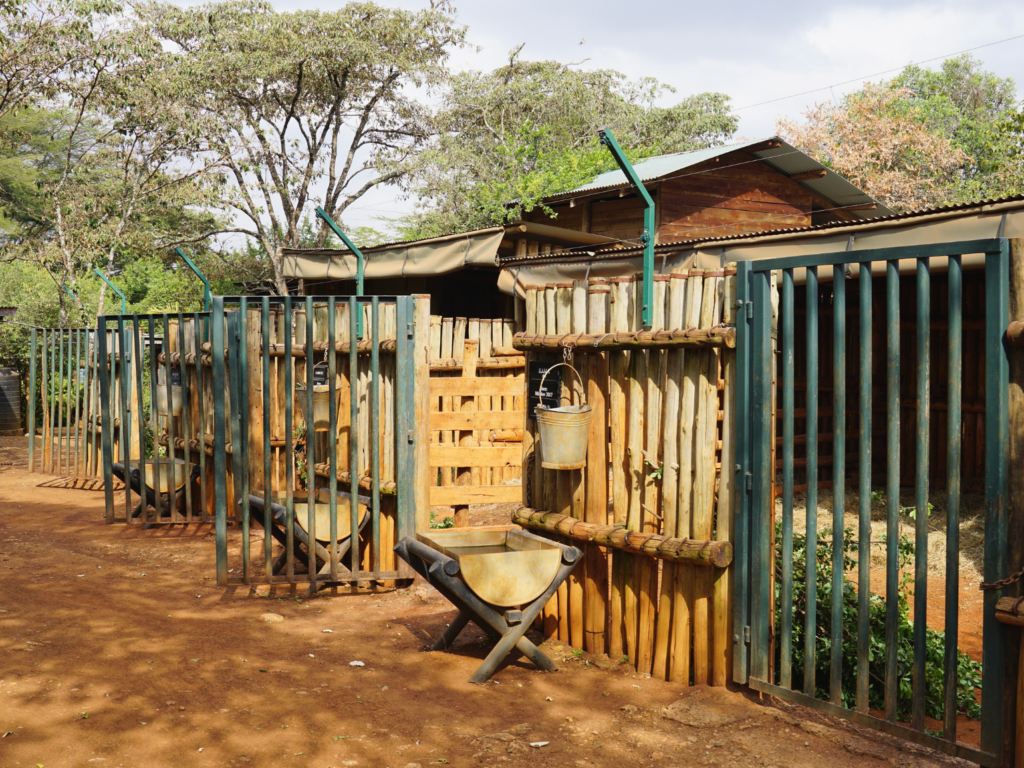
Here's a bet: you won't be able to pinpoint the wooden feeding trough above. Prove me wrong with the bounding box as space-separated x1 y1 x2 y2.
244 490 370 577
112 460 198 524
395 525 580 683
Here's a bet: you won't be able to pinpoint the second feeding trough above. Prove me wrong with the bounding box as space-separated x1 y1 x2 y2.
395 525 580 683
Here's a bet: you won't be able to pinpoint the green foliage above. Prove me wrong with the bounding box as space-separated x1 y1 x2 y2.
137 0 466 293
890 55 1022 202
429 510 454 529
399 52 737 238
774 523 982 722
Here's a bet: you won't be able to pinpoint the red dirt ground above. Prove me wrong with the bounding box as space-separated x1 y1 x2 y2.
0 441 977 768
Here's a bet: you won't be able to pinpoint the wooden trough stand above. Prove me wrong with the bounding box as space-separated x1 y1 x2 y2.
394 525 580 683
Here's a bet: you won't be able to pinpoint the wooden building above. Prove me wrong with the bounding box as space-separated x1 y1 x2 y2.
282 136 889 316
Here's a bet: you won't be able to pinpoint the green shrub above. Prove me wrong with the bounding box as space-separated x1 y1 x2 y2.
774 522 982 722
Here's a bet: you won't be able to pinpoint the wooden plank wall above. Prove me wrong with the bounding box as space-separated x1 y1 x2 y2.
521 149 815 244
521 272 736 686
659 152 814 241
427 317 525 515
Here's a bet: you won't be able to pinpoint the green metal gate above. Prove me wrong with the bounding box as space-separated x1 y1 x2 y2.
210 295 418 592
19 326 99 478
98 310 213 524
733 240 1009 765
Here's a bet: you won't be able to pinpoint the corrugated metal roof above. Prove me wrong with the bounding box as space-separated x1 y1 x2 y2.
556 136 894 220
498 194 1024 266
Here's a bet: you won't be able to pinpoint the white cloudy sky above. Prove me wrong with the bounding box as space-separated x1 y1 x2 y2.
267 0 1024 232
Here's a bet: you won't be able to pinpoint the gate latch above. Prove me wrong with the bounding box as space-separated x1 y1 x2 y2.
745 301 753 320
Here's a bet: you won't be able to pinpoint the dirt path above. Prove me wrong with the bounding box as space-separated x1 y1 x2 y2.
0 456 969 767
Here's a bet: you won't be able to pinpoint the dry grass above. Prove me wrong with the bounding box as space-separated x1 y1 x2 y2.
777 486 986 583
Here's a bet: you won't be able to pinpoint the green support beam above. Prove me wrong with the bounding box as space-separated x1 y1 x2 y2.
93 268 127 315
597 127 655 329
316 205 364 337
174 248 212 311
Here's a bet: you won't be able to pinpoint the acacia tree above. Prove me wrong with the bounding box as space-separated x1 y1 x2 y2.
137 0 466 294
399 50 738 238
0 0 104 119
778 83 968 212
0 1 227 324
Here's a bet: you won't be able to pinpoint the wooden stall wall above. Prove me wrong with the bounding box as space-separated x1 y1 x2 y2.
426 317 525 521
515 273 736 686
784 268 989 493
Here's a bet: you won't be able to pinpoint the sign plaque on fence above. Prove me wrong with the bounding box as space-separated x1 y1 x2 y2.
528 359 561 418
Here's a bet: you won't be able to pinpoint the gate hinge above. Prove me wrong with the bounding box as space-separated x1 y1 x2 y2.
407 429 415 444
745 301 753 320
406 321 414 338
745 472 752 491
743 626 751 644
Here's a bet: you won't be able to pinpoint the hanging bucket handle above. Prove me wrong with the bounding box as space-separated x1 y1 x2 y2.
537 362 587 409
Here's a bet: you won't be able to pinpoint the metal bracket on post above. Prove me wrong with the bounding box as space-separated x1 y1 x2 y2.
174 248 212 312
315 206 364 338
93 268 127 315
597 127 655 329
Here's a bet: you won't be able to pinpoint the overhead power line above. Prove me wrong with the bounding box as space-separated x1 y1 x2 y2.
732 31 1024 112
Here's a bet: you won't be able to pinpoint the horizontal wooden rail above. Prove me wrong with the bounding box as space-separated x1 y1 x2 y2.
311 462 397 496
430 445 521 468
995 596 1024 626
429 377 524 397
512 325 735 352
429 356 524 371
512 508 733 568
261 340 397 357
1007 320 1024 348
430 410 524 430
490 346 521 357
516 326 735 353
430 485 522 505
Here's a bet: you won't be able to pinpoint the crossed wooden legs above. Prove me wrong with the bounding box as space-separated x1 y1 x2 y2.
394 536 580 683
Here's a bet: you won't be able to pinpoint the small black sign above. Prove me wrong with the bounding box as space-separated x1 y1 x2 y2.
312 364 330 387
528 359 562 418
170 368 182 387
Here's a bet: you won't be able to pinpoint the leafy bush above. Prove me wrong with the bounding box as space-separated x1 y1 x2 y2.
430 511 454 529
774 523 982 721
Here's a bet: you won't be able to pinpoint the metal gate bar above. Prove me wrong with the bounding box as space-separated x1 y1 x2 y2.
98 312 211 525
735 239 1009 766
212 295 418 591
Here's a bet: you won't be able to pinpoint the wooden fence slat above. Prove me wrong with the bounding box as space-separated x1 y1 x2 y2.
429 485 523 505
429 377 524 397
430 410 525 430
429 445 521 467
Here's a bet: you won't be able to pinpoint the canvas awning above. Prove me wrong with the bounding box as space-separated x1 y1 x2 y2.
282 222 618 282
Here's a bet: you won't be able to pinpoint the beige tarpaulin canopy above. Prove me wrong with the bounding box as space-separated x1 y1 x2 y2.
282 222 618 282
283 226 506 281
497 199 1024 296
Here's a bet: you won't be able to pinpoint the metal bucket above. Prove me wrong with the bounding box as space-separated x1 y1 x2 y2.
154 384 183 416
535 363 592 469
295 361 336 433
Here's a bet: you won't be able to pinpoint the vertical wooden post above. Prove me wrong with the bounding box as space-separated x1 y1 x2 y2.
608 277 631 660
453 339 479 528
413 295 432 535
654 271 687 680
584 279 609 655
1007 238 1024 768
